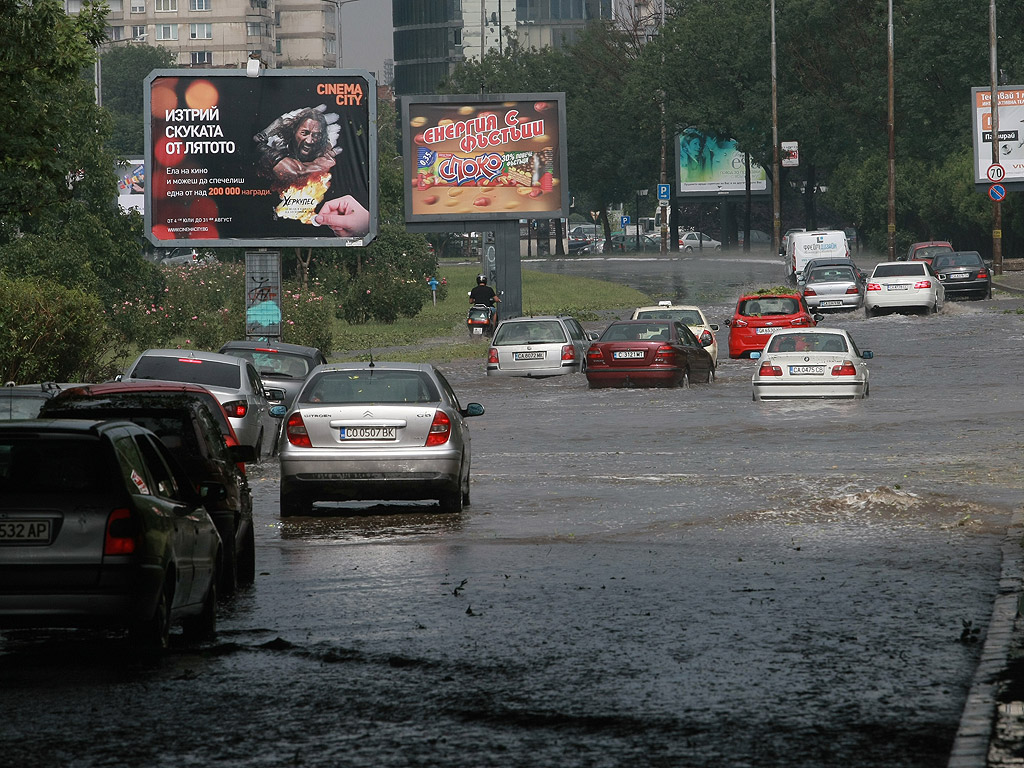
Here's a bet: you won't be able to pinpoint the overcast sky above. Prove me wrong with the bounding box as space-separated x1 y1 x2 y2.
340 2 394 81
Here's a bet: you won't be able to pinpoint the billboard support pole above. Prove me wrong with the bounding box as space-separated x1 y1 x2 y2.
990 0 1002 275
494 219 522 320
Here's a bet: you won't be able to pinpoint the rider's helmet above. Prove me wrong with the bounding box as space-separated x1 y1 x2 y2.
476 274 487 285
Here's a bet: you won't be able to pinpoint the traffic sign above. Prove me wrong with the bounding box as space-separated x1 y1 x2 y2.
657 183 671 201
987 163 1006 183
989 184 1006 202
621 215 631 227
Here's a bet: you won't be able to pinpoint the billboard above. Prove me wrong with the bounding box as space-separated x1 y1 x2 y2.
117 157 145 213
144 69 377 247
402 93 569 223
971 86 1024 187
675 127 768 198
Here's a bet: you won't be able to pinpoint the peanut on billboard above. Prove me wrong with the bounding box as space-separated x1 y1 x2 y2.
144 69 377 248
402 93 569 223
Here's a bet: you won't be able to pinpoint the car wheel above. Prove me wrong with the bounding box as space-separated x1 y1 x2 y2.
680 369 690 389
182 574 217 642
130 581 171 652
280 483 310 517
254 430 264 464
237 521 256 586
439 486 464 514
987 286 993 300
705 365 715 384
922 303 933 316
864 306 874 318
219 538 237 596
461 464 471 508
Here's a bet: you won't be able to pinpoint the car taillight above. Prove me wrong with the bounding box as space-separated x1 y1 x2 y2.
699 330 713 346
425 410 451 446
223 400 248 418
832 361 858 376
561 344 575 361
653 344 675 362
791 317 811 326
866 282 881 291
803 287 817 296
732 318 749 327
913 280 932 289
488 347 499 364
845 286 860 295
978 270 989 278
286 412 312 448
104 508 137 555
758 361 783 377
224 433 246 474
587 346 604 363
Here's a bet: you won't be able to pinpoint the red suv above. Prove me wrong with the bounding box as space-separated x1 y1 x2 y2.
726 293 821 359
40 382 257 595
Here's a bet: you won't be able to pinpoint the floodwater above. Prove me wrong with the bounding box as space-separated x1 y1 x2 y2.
2 252 1023 767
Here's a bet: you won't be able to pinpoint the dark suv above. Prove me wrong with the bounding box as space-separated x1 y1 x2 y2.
218 340 327 409
40 383 256 595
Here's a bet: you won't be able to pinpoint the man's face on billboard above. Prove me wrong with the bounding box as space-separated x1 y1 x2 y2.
294 118 323 160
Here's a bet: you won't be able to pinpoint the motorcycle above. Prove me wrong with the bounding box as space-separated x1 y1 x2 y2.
467 302 497 337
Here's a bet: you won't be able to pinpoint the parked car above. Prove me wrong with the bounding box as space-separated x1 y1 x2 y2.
487 316 595 377
903 240 954 263
931 251 992 300
751 329 872 401
608 233 661 253
630 301 719 366
218 340 328 409
679 231 722 252
1 382 86 420
279 363 485 516
725 293 821 359
737 229 772 247
569 224 604 253
0 419 222 650
585 319 715 388
801 264 864 311
121 349 282 459
40 382 257 595
864 261 945 316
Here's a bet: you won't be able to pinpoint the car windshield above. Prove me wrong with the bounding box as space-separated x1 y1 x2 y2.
807 267 856 283
933 253 984 269
767 334 848 354
873 263 926 277
600 323 671 342
634 309 703 325
739 297 799 316
0 436 111 494
493 321 568 345
130 357 241 389
301 370 440 405
914 245 953 258
223 349 311 379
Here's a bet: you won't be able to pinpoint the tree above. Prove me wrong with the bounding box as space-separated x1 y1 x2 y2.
100 43 176 156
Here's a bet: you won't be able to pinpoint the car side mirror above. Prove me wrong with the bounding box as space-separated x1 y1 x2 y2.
750 351 761 360
813 314 825 322
269 405 288 418
462 403 485 417
723 319 732 327
199 480 228 504
861 350 873 360
710 324 719 331
265 388 286 402
228 444 258 464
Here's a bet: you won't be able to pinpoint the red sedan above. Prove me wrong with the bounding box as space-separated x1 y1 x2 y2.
585 320 715 388
726 293 821 359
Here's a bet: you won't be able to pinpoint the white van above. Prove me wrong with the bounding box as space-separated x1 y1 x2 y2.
788 230 850 277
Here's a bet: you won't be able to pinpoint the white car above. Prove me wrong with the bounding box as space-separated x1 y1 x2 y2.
630 301 719 366
487 316 595 377
751 329 872 401
679 231 721 252
864 261 945 317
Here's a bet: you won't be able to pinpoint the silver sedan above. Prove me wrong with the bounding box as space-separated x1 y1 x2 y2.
801 264 864 311
278 363 485 516
751 329 872 401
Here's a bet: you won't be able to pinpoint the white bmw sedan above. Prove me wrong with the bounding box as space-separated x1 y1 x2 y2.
864 261 944 317
751 329 872 401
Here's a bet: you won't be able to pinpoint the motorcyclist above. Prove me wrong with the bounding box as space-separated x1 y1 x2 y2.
469 275 500 319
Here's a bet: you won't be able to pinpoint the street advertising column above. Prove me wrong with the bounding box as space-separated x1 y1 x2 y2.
145 69 377 248
244 251 282 340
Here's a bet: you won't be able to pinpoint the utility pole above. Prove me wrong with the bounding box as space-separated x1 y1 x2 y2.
990 0 1003 275
886 0 896 261
770 0 781 256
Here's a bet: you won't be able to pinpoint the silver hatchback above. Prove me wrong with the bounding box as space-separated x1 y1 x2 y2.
487 315 595 377
278 363 485 516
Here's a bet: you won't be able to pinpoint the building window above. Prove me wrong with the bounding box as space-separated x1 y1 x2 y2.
155 23 177 40
274 10 280 25
190 23 212 39
65 0 83 12
155 0 176 11
189 0 210 9
106 26 124 41
131 0 145 11
191 50 212 65
326 37 335 55
132 25 146 39
108 0 124 11
275 39 281 55
246 21 264 36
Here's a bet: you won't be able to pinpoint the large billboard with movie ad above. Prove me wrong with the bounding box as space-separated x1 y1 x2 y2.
401 93 569 223
971 86 1024 188
675 127 768 198
144 69 377 248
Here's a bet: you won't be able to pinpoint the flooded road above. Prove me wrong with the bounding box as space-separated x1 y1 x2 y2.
3 252 1024 767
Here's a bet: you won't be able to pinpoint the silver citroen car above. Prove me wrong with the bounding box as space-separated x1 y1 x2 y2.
278 363 485 517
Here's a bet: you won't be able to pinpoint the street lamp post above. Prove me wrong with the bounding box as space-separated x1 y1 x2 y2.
325 0 360 69
770 0 780 256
